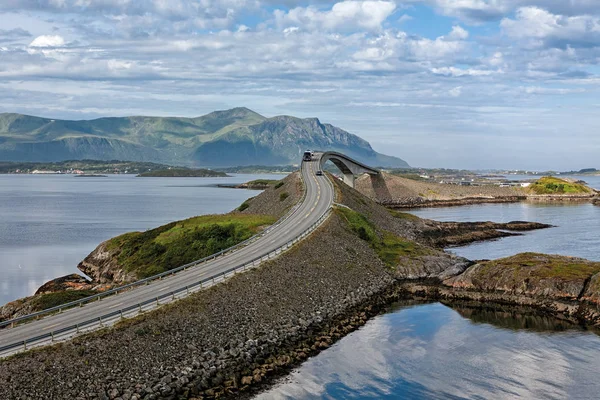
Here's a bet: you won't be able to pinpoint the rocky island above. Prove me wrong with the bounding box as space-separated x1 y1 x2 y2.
137 168 229 178
218 179 284 190
1 172 599 400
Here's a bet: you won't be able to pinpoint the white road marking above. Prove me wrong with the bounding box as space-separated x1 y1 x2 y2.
157 286 171 292
108 302 123 309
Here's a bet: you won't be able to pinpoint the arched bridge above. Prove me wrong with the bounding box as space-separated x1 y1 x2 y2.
316 151 380 188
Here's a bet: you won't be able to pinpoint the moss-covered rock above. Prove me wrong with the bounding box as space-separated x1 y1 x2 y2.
79 213 276 282
526 176 593 195
444 253 600 300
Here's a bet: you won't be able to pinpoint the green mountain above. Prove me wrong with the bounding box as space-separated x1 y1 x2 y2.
0 108 409 167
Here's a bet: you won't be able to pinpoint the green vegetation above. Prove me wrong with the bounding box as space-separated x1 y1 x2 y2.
0 160 174 174
31 290 98 311
279 192 289 201
247 179 278 186
388 209 420 221
0 108 409 168
527 176 592 195
274 181 284 189
237 201 250 211
478 253 600 281
137 168 228 177
108 213 276 278
242 179 281 189
336 207 429 267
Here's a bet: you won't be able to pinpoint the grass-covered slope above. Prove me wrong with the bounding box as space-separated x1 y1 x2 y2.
335 207 433 268
82 213 276 280
527 176 593 195
77 172 302 284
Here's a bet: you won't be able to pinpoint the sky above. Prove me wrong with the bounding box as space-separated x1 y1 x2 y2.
0 1 599 170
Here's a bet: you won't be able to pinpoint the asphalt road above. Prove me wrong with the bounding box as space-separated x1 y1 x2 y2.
0 156 334 351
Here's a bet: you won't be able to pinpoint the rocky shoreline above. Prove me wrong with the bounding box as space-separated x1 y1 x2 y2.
387 194 598 209
355 171 599 209
1 175 598 399
386 195 525 209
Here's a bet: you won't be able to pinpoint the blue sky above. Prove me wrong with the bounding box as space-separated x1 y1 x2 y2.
0 1 599 170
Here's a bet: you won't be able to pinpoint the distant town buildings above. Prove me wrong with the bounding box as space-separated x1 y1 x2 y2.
31 169 85 174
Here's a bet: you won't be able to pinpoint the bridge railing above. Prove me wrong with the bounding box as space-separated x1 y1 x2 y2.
0 162 333 357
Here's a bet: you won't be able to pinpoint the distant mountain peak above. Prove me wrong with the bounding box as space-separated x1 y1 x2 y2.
200 107 265 120
0 108 409 168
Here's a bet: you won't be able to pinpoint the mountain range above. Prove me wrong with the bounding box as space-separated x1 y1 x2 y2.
0 107 409 168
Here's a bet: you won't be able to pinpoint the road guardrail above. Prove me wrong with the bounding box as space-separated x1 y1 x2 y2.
0 162 332 357
0 207 332 357
0 168 310 330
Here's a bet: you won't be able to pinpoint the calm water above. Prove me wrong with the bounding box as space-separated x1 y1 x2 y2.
258 175 600 399
259 302 600 399
0 173 284 305
406 175 600 261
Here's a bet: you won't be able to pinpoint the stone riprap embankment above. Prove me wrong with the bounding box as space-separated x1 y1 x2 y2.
0 210 399 399
0 173 477 399
237 172 302 218
1 172 594 399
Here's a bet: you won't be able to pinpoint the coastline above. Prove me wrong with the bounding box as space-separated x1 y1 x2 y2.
1 174 599 399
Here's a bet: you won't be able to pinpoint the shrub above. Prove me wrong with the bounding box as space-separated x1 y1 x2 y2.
31 290 98 311
238 202 250 211
279 192 289 201
528 176 591 195
274 181 284 189
108 213 276 278
335 207 431 268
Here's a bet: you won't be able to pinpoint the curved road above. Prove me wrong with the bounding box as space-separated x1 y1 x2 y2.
0 157 334 352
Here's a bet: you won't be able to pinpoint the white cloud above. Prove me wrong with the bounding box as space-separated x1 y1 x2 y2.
29 35 66 48
406 25 470 60
283 26 299 35
425 0 509 22
449 86 462 97
1 0 600 169
487 51 504 67
447 25 469 40
430 66 500 76
522 86 586 95
398 14 413 24
274 1 397 32
421 0 600 23
501 7 600 49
